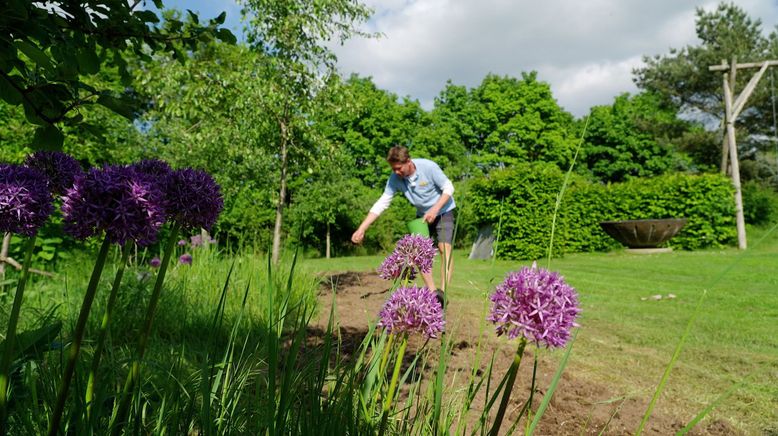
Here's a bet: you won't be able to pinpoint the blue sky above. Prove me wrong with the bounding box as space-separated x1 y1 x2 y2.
144 0 778 117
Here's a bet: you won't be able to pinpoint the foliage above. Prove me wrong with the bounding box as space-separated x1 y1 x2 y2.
287 169 368 257
431 73 578 173
469 163 737 259
580 92 693 182
0 0 235 149
741 180 778 225
314 75 426 189
633 2 778 170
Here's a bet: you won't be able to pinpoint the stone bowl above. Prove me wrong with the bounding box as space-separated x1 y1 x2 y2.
599 218 687 248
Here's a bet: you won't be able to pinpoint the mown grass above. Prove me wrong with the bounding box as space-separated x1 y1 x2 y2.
301 225 778 434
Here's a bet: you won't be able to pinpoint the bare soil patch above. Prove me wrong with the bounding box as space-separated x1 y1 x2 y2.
309 271 738 435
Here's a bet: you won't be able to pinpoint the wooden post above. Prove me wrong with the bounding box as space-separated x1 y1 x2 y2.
709 58 778 250
723 69 747 249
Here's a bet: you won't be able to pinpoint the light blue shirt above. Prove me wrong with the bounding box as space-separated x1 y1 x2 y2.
382 158 455 216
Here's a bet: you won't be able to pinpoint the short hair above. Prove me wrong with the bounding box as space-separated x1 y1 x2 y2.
386 146 411 164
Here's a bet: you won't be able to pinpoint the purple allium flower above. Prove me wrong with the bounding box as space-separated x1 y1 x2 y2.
166 168 223 231
178 253 192 265
377 234 436 281
177 239 187 246
149 257 161 268
488 262 581 348
189 234 203 247
378 286 445 338
0 164 54 236
61 165 166 246
24 151 84 196
129 158 174 214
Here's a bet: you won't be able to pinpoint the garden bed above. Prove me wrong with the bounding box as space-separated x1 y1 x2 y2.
310 271 738 435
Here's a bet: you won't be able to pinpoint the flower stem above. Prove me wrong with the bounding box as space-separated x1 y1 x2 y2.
0 235 37 435
489 337 528 436
378 335 408 436
111 223 179 435
85 242 132 422
48 236 112 436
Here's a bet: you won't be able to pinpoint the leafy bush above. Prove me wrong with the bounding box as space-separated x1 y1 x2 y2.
469 163 737 259
742 181 778 225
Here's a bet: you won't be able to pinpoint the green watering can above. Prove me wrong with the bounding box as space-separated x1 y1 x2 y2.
407 217 430 237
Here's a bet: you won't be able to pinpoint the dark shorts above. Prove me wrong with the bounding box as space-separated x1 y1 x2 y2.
420 209 455 245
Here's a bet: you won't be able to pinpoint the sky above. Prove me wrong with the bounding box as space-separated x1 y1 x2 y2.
152 0 778 117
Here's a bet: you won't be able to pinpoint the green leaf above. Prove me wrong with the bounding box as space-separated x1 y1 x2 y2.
31 124 64 150
187 9 199 24
217 28 237 44
135 10 160 23
214 11 227 25
97 94 134 120
15 40 53 70
76 48 100 74
0 74 23 105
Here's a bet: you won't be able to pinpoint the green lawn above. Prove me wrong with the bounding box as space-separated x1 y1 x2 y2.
301 225 778 434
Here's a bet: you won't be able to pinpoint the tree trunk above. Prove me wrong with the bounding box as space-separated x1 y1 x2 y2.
326 222 331 259
271 120 290 264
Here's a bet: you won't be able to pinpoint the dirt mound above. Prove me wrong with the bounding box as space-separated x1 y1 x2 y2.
310 271 738 435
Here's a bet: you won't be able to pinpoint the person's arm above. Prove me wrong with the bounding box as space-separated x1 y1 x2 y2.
352 212 380 244
352 191 394 244
422 192 452 223
422 163 455 223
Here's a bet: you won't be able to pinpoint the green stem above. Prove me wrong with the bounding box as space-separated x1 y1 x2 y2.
378 335 408 436
0 235 37 435
489 337 527 436
111 224 179 436
48 236 112 436
372 333 395 408
85 243 132 422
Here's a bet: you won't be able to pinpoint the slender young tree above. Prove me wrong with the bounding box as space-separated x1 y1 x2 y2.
239 0 373 263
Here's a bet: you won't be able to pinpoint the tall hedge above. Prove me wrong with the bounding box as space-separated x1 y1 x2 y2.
468 163 736 260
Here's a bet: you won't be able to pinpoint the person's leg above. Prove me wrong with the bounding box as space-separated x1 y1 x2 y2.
434 210 455 292
438 241 453 291
420 271 436 291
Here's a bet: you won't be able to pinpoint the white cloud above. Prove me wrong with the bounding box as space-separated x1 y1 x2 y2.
332 0 778 116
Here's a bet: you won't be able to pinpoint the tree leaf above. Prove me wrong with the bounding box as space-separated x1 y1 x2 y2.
217 28 237 44
97 94 135 119
15 40 53 70
76 48 100 74
32 124 64 150
135 10 160 23
214 11 227 25
0 74 23 105
187 9 199 24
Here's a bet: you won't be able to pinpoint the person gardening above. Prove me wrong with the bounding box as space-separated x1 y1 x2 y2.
351 146 455 305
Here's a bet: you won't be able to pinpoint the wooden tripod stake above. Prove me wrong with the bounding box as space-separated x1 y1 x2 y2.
709 58 778 250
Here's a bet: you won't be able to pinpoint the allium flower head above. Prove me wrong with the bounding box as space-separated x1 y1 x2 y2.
189 234 203 247
179 253 192 265
149 257 161 268
0 164 54 236
130 159 174 214
61 165 166 246
24 151 84 195
488 262 581 348
177 239 187 246
378 234 436 281
166 168 223 231
378 286 445 338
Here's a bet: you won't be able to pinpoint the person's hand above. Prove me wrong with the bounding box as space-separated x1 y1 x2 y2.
352 229 365 244
423 208 439 224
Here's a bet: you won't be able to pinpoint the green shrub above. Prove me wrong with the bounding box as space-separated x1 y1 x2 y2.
469 164 736 259
742 181 778 225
